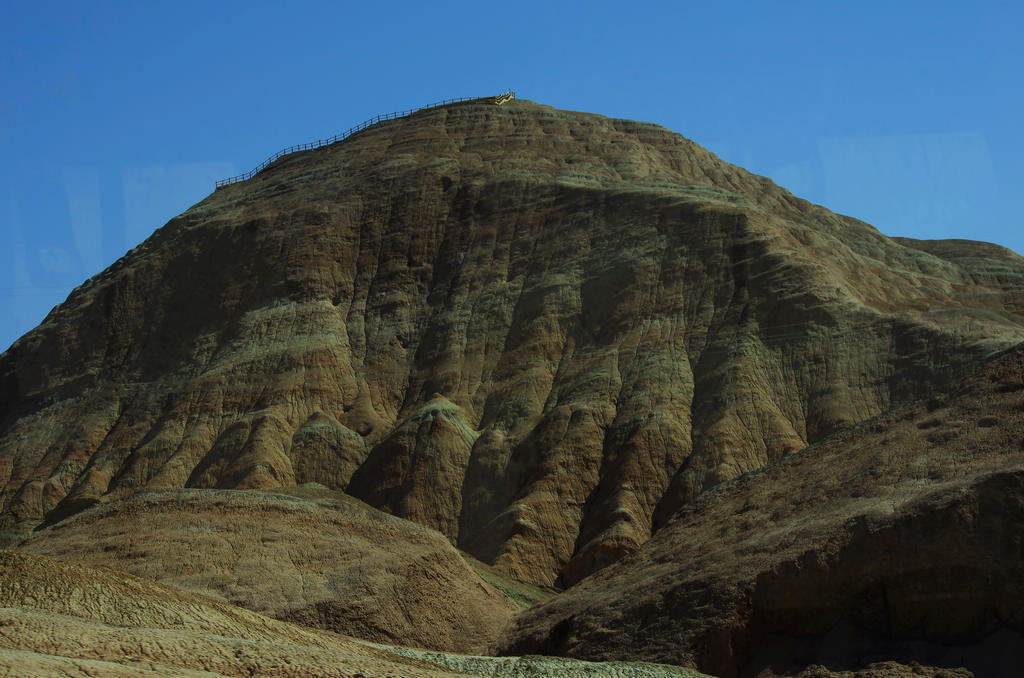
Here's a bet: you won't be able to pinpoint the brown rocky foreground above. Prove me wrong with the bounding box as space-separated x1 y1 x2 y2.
0 550 709 678
16 486 525 654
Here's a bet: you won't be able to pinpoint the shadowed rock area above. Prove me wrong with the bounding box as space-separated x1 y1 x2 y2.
501 342 1024 677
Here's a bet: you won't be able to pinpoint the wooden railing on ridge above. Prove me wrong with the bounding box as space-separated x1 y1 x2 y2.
215 90 516 189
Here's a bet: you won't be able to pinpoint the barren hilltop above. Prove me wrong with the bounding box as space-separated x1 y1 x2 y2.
1 97 1022 677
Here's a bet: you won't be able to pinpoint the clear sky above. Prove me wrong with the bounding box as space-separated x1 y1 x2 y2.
2 1 1022 352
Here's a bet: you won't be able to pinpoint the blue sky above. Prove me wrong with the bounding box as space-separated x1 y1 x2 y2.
2 1 1022 352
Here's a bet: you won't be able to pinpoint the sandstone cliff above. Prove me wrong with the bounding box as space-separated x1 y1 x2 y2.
2 99 1023 591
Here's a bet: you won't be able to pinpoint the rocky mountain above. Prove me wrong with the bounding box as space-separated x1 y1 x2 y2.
1 97 1023 676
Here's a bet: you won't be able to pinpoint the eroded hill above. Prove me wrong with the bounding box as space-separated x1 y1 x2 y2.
2 99 1023 594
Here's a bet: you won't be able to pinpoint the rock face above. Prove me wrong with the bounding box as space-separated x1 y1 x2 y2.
17 486 519 654
2 98 1024 593
501 342 1024 677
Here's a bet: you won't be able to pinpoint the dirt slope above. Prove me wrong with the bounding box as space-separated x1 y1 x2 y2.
0 549 457 677
0 550 710 678
17 486 518 654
